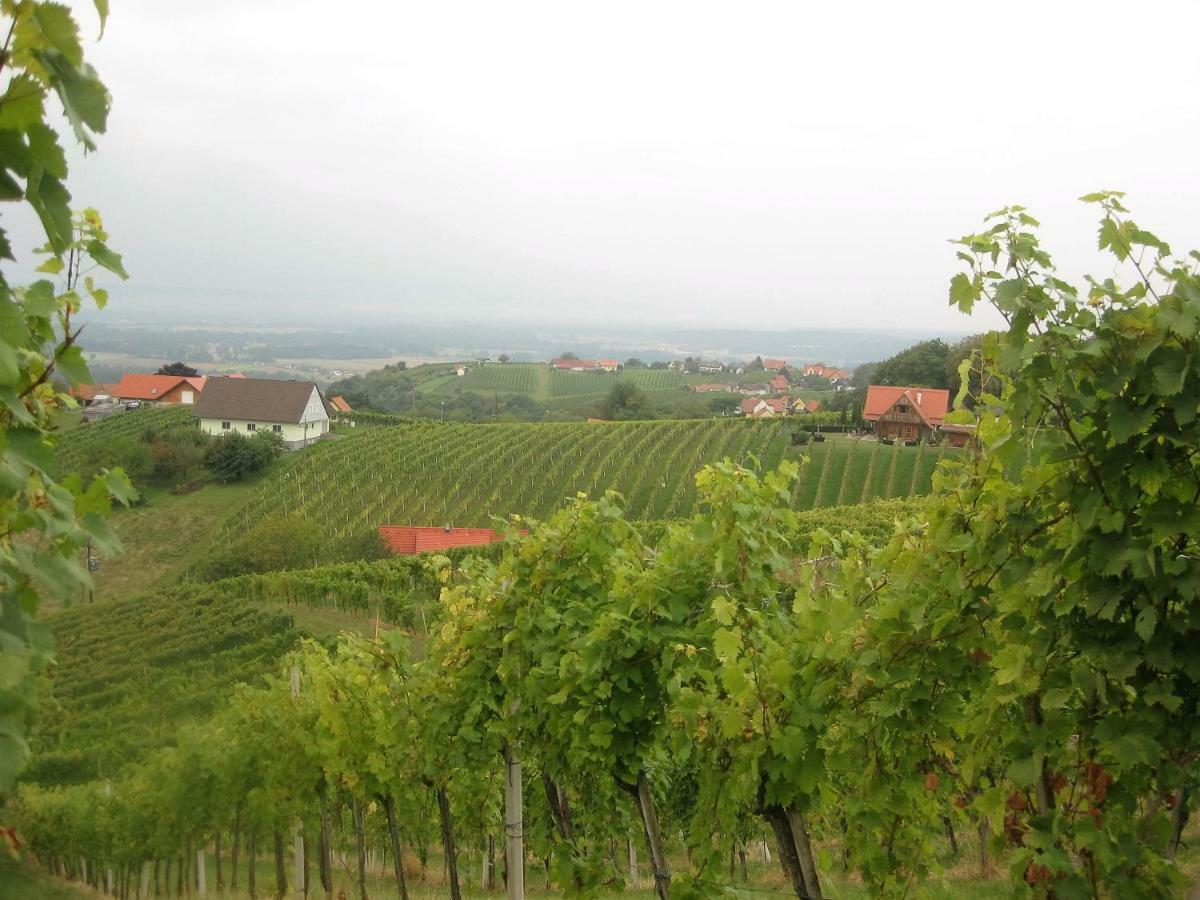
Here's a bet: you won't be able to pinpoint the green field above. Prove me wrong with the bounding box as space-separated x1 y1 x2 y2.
209 421 957 553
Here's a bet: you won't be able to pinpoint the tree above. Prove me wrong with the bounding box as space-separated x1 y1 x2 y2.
0 1 132 794
600 381 650 421
201 516 325 578
624 358 646 368
155 362 199 377
870 338 951 388
558 351 579 360
204 430 283 482
497 353 510 363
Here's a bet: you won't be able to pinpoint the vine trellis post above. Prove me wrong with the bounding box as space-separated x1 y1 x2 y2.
290 665 305 899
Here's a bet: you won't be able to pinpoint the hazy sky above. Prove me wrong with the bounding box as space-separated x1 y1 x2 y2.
8 0 1200 330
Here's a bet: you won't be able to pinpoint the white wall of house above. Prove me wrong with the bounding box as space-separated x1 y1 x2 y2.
198 414 328 448
196 387 330 448
299 386 328 426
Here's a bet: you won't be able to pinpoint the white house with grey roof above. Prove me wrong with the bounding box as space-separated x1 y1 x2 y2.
192 377 330 449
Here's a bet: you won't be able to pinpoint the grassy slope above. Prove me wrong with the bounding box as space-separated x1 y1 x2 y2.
90 482 256 602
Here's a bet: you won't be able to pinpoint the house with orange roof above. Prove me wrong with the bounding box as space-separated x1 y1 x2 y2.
769 374 789 392
802 363 850 382
863 385 950 443
330 396 352 413
112 374 207 405
739 396 792 418
762 358 787 371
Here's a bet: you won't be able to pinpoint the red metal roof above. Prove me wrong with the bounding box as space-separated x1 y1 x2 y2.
863 385 950 426
378 525 517 555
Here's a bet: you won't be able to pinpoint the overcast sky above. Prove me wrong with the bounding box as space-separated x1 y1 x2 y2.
8 0 1200 331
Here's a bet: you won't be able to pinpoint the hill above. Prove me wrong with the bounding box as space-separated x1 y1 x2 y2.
330 360 836 421
208 419 957 559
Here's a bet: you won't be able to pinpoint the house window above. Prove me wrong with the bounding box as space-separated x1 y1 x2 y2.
247 423 256 431
897 404 908 413
904 425 914 440
272 424 282 433
221 421 230 430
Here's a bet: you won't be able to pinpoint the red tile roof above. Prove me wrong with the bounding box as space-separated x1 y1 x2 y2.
330 396 352 413
763 358 787 370
112 374 205 400
804 399 822 413
769 375 789 391
803 363 849 380
378 525 519 556
863 385 950 426
763 397 790 413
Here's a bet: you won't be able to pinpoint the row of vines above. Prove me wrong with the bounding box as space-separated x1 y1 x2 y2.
210 419 951 554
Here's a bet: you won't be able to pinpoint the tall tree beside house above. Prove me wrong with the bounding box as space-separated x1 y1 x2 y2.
0 2 135 794
870 338 952 388
156 361 199 377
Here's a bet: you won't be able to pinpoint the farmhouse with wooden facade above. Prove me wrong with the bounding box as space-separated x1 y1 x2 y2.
192 377 330 449
863 385 950 443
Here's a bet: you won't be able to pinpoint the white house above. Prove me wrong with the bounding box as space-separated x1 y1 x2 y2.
192 377 330 450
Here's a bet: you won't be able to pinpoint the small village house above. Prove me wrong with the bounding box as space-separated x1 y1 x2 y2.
863 385 950 443
192 377 330 449
802 363 850 382
112 374 207 405
550 358 619 373
762 358 787 371
739 396 791 418
769 374 789 392
330 396 353 413
690 383 733 393
696 359 724 373
939 422 977 448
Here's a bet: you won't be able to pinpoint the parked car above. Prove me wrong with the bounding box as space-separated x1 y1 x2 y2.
124 400 141 409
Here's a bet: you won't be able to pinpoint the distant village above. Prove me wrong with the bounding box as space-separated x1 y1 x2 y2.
75 354 974 449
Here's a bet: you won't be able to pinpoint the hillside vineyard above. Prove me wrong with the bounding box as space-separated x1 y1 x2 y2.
211 419 954 548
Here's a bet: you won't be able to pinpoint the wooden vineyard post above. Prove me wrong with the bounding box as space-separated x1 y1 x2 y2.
291 666 305 899
627 835 637 885
197 845 207 896
504 744 524 900
635 772 670 900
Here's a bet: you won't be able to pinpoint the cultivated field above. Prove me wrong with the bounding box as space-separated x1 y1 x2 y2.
211 420 955 551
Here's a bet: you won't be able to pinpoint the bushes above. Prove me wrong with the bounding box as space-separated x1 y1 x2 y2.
199 515 325 579
203 430 284 482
